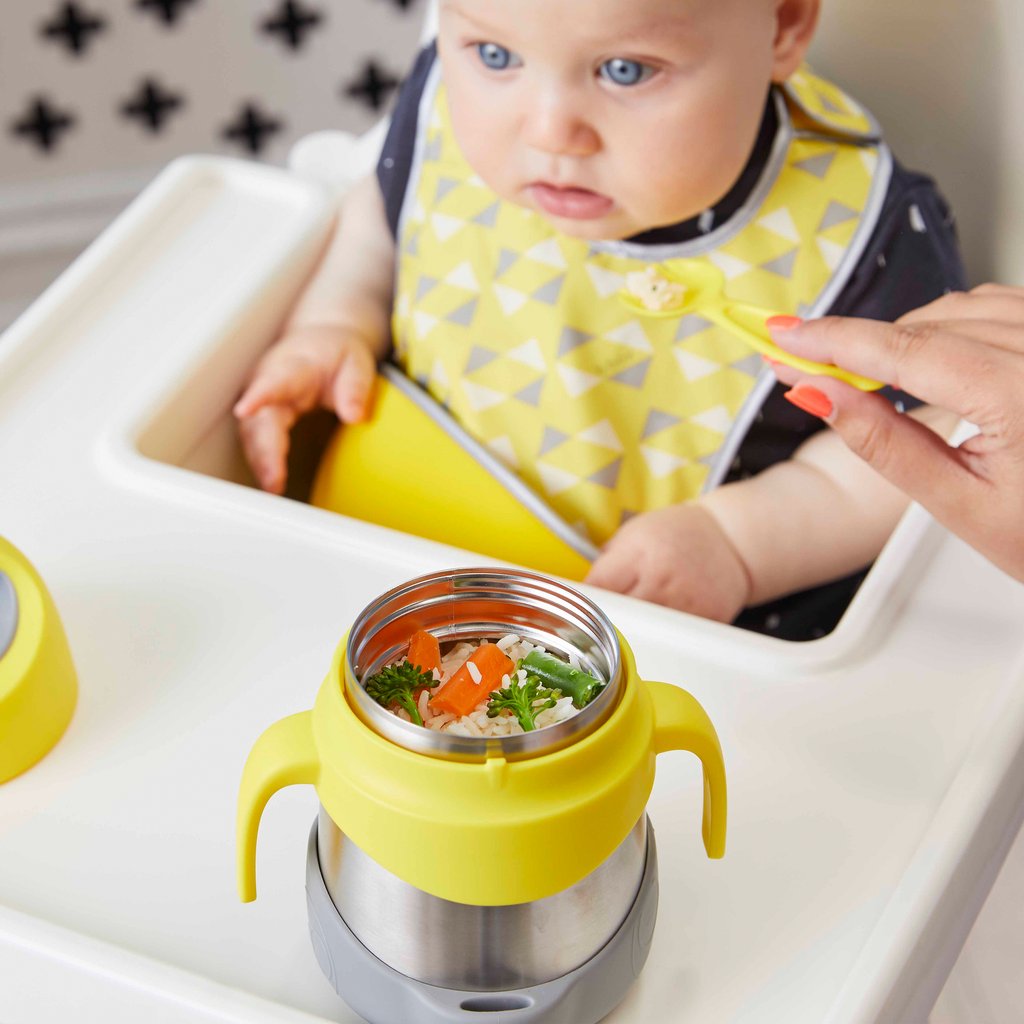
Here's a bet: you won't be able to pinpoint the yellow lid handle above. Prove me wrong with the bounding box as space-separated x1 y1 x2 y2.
236 710 320 902
646 681 727 858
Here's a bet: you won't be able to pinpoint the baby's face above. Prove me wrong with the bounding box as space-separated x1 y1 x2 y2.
438 0 782 240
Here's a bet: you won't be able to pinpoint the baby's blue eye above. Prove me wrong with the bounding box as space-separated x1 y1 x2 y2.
599 58 653 86
476 42 519 70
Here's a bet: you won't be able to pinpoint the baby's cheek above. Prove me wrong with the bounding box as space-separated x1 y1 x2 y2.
643 146 745 221
633 167 714 226
448 118 510 197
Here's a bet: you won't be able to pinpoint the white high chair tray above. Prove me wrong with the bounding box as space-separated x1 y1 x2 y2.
1 157 1023 1024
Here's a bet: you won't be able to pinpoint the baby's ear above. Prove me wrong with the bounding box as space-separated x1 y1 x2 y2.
770 0 821 82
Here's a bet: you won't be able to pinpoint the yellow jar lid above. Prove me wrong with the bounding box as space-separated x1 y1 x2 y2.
0 537 77 783
238 628 726 906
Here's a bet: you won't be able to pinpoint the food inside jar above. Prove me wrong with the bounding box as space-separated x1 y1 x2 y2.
361 630 605 736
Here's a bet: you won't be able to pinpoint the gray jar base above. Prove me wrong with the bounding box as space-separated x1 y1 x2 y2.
305 818 660 1024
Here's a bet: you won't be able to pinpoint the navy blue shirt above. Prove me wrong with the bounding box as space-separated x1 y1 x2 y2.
375 44 968 641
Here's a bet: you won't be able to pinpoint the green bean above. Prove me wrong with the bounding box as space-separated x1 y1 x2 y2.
520 650 604 709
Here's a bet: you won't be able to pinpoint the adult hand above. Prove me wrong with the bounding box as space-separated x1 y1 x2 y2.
765 285 1024 582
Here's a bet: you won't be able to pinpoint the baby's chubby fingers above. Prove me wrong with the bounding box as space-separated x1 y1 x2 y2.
587 504 750 621
233 350 324 419
329 337 378 424
237 404 298 494
584 541 639 596
232 324 381 493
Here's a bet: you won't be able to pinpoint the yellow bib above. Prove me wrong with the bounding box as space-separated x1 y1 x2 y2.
389 64 890 547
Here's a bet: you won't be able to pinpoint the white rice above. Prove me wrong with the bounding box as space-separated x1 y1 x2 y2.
534 695 577 729
375 635 599 737
459 716 484 737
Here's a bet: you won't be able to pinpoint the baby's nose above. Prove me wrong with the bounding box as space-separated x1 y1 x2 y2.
522 91 600 158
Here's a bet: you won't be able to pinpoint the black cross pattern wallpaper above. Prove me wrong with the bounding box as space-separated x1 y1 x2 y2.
1 0 424 185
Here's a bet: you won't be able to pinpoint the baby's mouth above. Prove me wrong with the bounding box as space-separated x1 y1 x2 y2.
528 182 614 220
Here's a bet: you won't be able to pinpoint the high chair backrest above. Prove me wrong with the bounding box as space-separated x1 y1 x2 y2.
286 2 436 202
810 0 1024 284
290 0 1022 284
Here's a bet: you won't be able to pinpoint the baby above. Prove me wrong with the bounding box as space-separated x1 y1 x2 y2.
235 0 964 640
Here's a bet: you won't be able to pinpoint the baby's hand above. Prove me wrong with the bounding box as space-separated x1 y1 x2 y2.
585 504 752 622
233 324 377 494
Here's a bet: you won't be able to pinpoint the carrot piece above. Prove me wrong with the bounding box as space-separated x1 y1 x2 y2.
430 643 514 718
407 629 441 674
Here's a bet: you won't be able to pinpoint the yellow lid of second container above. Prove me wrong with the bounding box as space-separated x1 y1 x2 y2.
0 537 77 784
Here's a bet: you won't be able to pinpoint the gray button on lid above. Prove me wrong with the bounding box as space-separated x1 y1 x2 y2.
0 571 18 661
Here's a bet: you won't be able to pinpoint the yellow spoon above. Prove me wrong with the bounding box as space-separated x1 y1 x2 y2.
618 260 884 392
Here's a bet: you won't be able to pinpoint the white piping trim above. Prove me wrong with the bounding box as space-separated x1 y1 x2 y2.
814 143 894 316
704 142 895 491
781 76 883 142
701 368 777 493
381 364 600 561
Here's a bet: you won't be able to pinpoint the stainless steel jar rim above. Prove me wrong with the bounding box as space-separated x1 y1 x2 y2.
345 569 622 763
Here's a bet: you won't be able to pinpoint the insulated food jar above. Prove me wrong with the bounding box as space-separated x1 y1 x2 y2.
237 569 726 1024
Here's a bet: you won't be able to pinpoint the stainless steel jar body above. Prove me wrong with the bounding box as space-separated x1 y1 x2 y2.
316 808 648 991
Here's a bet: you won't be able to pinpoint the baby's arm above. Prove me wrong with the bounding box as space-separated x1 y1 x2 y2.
234 173 395 493
699 405 955 606
586 406 955 621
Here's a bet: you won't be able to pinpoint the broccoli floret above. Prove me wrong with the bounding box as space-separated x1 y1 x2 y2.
364 661 437 726
487 675 559 732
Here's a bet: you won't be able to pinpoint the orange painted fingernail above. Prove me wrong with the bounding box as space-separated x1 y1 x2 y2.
761 355 782 366
766 315 803 331
783 384 832 419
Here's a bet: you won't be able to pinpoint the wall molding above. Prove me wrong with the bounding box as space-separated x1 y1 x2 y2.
0 164 166 330
0 164 162 260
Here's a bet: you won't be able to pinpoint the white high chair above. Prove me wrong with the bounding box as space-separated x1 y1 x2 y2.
1 3 1023 1024
810 0 1024 286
